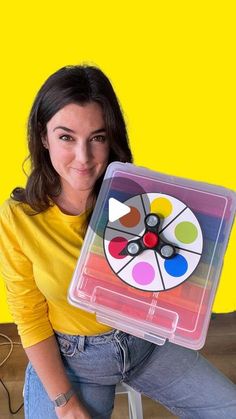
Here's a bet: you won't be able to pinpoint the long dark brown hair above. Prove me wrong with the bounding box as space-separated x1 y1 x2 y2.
11 65 133 213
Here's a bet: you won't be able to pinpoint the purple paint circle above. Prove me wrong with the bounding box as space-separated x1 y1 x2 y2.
132 262 155 285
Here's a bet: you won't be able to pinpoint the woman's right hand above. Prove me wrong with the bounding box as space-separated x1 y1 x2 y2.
55 394 92 419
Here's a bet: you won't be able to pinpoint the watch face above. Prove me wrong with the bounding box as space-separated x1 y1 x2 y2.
55 394 67 407
54 389 74 407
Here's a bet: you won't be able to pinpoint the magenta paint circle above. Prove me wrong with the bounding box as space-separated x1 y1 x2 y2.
132 262 155 285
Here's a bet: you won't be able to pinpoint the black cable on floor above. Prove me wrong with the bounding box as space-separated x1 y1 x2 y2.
0 377 24 414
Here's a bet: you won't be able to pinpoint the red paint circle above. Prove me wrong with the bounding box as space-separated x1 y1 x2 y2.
108 236 128 259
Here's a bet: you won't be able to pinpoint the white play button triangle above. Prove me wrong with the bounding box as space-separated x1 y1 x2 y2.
108 198 131 222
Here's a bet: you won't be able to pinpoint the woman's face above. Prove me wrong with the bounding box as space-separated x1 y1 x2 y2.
44 102 110 196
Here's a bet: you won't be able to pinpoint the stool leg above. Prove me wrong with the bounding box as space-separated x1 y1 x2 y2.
127 388 143 419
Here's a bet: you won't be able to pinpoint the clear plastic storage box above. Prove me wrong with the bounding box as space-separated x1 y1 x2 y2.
68 162 236 350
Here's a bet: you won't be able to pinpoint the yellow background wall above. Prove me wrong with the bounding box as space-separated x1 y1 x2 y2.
0 1 235 322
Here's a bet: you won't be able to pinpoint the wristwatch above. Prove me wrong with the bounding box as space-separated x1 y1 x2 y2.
53 388 74 407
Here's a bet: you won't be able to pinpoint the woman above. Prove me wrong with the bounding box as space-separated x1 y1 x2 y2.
0 65 235 419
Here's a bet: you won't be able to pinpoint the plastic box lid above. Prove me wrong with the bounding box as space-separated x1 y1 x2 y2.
68 162 236 350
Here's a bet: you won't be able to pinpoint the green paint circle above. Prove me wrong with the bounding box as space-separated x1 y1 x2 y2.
175 221 198 244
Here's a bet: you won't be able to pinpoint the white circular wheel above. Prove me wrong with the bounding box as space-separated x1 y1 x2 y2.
103 193 203 292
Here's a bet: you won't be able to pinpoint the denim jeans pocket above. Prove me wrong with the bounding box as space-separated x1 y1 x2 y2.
56 335 77 357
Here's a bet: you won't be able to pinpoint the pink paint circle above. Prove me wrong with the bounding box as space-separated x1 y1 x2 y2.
108 236 128 259
132 262 155 285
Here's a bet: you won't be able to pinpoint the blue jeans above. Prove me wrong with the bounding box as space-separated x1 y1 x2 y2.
24 330 236 419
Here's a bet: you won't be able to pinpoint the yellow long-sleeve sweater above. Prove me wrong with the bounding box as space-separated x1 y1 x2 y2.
0 199 111 348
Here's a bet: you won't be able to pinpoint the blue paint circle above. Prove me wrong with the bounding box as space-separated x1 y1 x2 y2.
164 254 188 277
